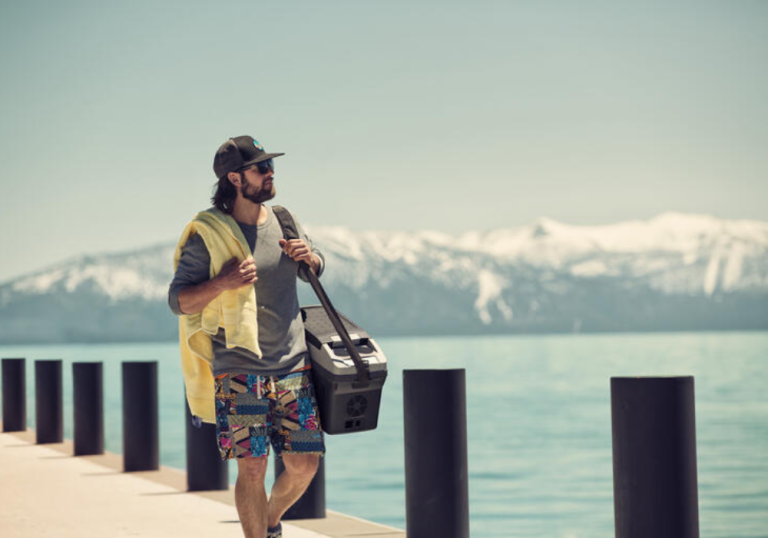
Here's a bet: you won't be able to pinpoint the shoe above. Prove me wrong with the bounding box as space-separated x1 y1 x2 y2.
267 522 282 538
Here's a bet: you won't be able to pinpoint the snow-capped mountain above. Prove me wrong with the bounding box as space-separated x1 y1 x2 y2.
1 212 766 344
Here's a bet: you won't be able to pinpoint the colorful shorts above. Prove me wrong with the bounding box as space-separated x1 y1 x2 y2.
214 363 325 460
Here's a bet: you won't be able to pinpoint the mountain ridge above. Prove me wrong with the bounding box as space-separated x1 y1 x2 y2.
1 211 766 344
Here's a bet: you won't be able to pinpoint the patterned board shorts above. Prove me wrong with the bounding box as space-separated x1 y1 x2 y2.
214 362 326 460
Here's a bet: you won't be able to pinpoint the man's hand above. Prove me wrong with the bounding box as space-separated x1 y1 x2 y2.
279 239 319 273
214 256 258 291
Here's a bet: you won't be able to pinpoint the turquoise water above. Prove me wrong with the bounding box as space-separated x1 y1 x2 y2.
2 331 767 537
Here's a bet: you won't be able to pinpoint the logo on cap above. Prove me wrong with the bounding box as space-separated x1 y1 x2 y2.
253 139 264 150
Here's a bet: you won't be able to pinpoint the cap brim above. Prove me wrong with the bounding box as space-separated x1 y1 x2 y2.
244 153 285 166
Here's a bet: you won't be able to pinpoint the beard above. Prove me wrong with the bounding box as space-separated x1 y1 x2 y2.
241 182 276 204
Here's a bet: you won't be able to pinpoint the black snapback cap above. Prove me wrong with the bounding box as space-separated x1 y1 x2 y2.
213 135 285 179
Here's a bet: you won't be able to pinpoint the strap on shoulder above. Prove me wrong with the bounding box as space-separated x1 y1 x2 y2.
270 205 371 386
272 205 300 241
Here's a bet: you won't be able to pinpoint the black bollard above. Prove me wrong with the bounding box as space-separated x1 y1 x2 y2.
122 361 159 472
185 385 228 491
2 358 26 432
73 362 104 456
35 360 63 444
611 376 700 538
403 369 469 538
274 452 326 519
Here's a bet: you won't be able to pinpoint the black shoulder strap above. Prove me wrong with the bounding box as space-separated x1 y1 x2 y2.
272 205 300 241
270 205 370 386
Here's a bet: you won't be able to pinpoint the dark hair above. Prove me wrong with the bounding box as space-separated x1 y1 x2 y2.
211 173 239 214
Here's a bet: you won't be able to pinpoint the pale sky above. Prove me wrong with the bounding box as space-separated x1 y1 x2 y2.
1 1 766 283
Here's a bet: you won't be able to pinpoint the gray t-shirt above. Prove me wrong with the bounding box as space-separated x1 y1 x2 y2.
168 204 325 376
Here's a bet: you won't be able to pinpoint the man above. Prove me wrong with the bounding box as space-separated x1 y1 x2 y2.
168 135 326 538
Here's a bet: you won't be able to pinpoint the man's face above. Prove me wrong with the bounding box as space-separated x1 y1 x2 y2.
238 163 275 204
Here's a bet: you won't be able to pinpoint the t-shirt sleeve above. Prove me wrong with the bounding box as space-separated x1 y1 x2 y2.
294 215 325 283
168 233 211 316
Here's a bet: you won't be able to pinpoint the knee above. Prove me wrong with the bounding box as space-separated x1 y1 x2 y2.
237 456 269 481
283 454 319 480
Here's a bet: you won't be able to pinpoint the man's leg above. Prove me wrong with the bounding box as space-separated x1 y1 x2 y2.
235 456 270 538
267 453 320 528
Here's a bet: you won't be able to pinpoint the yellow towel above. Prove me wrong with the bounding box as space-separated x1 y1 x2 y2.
173 208 262 424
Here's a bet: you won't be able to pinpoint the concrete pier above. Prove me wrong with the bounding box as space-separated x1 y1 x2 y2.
0 424 405 538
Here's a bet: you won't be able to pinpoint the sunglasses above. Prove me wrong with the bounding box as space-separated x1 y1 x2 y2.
247 159 274 175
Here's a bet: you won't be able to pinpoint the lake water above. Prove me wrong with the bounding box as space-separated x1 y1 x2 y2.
2 331 767 537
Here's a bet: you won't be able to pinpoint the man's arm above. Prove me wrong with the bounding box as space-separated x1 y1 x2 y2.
168 233 258 316
306 253 322 275
292 215 325 282
177 278 226 315
177 256 258 314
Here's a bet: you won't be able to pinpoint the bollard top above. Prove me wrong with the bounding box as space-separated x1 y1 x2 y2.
611 375 694 380
73 362 104 369
610 376 695 390
403 369 467 384
403 368 466 373
121 361 159 372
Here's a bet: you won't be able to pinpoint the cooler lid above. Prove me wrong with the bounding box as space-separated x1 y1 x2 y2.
301 305 370 349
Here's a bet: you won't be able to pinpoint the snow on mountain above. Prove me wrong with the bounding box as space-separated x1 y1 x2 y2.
444 212 768 273
5 211 768 300
1 212 766 343
309 211 768 297
6 244 175 304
